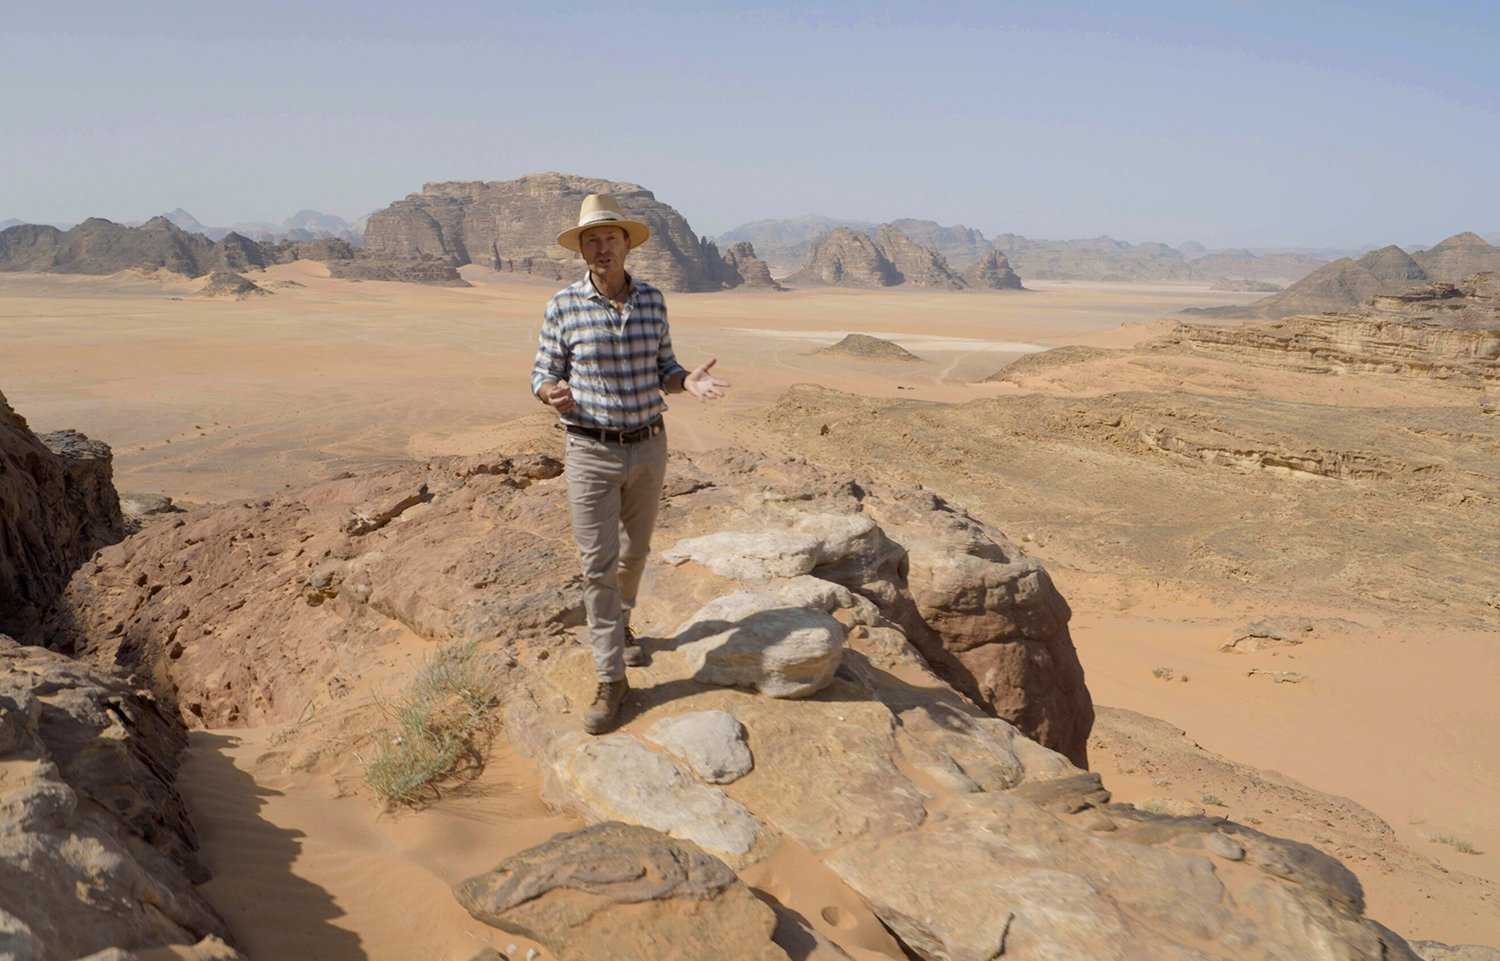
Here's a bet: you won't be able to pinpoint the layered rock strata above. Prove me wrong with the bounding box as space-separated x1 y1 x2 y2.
1163 273 1500 385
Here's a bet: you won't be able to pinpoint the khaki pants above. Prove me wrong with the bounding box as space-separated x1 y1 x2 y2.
565 428 669 682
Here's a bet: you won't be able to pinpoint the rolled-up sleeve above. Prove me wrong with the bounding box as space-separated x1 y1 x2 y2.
531 296 569 397
654 299 688 390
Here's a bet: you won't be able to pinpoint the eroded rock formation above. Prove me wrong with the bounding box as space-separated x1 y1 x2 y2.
0 390 124 641
0 637 240 960
721 241 783 290
963 249 1024 289
786 225 969 289
359 173 755 292
1164 272 1500 385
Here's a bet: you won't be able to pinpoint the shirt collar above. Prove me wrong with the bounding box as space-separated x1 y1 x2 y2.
585 270 634 303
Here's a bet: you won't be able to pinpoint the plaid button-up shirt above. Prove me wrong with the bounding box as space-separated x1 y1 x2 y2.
531 272 688 431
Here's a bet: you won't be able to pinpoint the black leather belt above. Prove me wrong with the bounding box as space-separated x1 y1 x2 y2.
565 417 664 445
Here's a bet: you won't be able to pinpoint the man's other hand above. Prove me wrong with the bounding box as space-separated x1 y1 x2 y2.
545 381 576 413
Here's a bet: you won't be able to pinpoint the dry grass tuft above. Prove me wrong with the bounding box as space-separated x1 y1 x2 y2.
1418 830 1481 855
363 641 501 807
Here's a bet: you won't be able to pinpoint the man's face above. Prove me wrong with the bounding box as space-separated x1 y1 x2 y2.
580 225 630 276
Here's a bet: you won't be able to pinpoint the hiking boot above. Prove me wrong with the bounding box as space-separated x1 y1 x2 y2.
623 626 647 667
583 678 628 735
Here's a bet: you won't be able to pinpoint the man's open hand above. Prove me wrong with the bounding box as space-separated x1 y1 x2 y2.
684 359 730 401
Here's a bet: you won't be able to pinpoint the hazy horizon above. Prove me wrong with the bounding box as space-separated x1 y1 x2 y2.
3 0 1496 250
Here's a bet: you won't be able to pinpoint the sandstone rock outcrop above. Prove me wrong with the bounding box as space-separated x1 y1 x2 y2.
814 334 923 362
871 225 967 289
1163 272 1500 385
360 173 737 292
47 445 1435 960
0 636 237 960
786 225 968 289
888 219 993 268
456 822 787 961
963 248 1024 289
1 390 124 641
195 270 270 299
784 226 901 287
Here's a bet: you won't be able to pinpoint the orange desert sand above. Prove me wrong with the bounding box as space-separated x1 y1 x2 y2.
2 262 1495 958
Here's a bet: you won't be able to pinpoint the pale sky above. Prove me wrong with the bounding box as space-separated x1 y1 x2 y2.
3 0 1496 248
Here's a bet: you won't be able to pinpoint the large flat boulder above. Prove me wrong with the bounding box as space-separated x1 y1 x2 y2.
455 822 787 961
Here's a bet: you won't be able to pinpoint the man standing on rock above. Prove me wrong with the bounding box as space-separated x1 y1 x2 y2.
532 194 730 734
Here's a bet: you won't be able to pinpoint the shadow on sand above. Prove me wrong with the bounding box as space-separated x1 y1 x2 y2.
183 731 367 961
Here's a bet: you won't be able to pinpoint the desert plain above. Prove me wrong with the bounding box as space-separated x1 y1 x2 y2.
1 262 1496 959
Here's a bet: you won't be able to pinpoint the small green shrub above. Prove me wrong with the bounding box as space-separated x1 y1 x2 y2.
364 641 500 807
1201 793 1226 807
1152 666 1175 681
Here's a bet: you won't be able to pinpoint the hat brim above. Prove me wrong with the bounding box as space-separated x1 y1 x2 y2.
556 219 651 253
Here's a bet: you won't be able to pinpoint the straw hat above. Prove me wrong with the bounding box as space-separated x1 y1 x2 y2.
556 194 651 252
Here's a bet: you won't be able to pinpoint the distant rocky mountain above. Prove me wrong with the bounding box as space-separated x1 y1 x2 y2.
1187 233 1500 319
0 218 25 231
361 172 770 293
785 227 899 287
994 234 1195 283
1411 231 1500 280
887 219 993 268
0 217 254 277
784 224 979 289
159 207 364 244
1209 278 1282 293
1188 250 1329 285
720 218 1331 285
716 215 875 272
0 218 364 280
